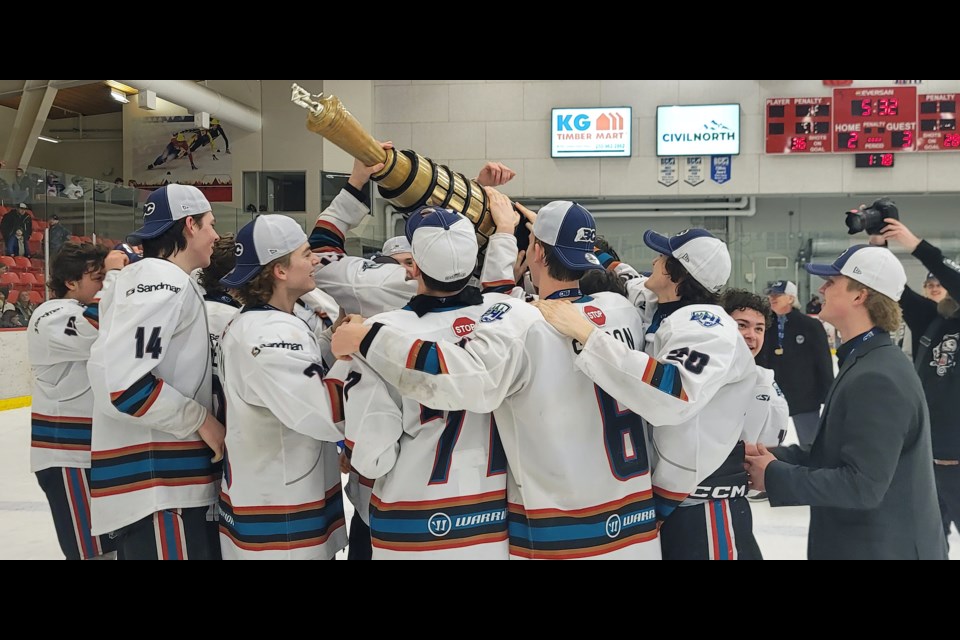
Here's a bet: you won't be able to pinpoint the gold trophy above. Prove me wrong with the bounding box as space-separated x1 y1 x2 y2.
291 83 501 254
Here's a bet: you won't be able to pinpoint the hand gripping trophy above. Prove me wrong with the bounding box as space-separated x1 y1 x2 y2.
291 83 527 270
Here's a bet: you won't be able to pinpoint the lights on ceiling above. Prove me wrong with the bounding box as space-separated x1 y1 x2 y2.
110 89 129 104
37 135 60 144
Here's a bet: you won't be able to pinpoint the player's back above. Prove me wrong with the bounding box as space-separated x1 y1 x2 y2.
352 292 509 559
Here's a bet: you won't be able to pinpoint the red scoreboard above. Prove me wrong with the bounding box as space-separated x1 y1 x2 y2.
832 87 917 152
917 93 959 151
765 97 832 153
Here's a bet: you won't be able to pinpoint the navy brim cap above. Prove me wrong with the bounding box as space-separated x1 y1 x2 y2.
552 245 603 271
128 219 177 240
643 230 672 256
804 262 842 278
220 263 264 288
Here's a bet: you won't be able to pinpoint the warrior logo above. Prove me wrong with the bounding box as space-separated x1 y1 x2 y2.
428 512 452 537
931 333 958 377
605 514 622 539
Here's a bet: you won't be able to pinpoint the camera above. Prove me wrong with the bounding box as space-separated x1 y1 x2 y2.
844 197 899 235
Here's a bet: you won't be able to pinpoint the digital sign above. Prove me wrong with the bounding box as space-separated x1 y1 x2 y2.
832 86 917 152
917 94 959 151
657 104 740 157
854 153 895 168
765 97 832 153
551 107 632 158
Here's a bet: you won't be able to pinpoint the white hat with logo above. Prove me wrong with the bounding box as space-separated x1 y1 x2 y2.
221 215 308 287
805 244 906 301
643 228 731 293
404 206 478 283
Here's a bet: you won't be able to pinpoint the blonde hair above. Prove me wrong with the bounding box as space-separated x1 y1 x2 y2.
846 279 902 333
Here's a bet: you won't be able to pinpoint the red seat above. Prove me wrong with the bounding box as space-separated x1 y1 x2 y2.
34 272 45 285
0 256 14 268
30 258 43 271
33 220 47 230
14 256 31 269
29 231 43 242
28 241 41 256
18 272 37 287
0 206 9 216
7 289 19 303
69 236 81 243
28 291 43 305
0 272 19 286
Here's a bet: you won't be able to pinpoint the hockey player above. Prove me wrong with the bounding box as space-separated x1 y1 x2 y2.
332 196 660 560
87 184 225 560
534 227 756 560
29 242 124 560
216 214 347 559
337 201 523 559
197 234 240 425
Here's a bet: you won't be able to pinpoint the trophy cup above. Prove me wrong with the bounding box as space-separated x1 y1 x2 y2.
292 83 525 272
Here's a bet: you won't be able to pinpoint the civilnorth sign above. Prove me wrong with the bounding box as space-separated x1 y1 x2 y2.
657 104 741 157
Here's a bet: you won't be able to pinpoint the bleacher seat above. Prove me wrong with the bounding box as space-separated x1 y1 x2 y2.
0 256 15 269
29 231 43 242
34 272 45 286
28 241 41 256
13 257 31 270
18 273 38 287
0 272 19 286
7 289 19 303
69 236 81 243
33 220 47 230
30 259 43 271
28 291 42 305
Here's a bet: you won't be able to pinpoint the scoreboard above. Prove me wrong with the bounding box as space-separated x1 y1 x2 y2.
764 87 960 155
765 97 832 153
832 87 917 152
917 94 959 151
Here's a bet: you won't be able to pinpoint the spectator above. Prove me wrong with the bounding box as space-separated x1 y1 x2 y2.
14 290 35 324
0 290 15 313
1 202 32 245
245 204 257 214
871 218 960 545
745 245 947 559
48 215 70 257
63 176 84 199
113 178 123 187
805 295 822 315
45 173 63 197
0 308 23 328
760 280 834 449
9 168 32 204
6 228 30 257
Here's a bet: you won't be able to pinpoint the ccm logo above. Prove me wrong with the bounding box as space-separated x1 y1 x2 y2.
453 317 476 337
584 305 606 326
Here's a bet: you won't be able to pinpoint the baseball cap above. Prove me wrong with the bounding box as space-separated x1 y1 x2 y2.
532 201 603 271
18 203 27 209
220 215 308 287
765 280 798 297
405 206 478 283
129 184 211 240
805 244 906 301
924 272 939 284
381 235 412 257
644 228 731 293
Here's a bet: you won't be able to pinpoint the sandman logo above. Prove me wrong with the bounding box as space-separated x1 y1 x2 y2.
259 341 303 350
131 283 182 295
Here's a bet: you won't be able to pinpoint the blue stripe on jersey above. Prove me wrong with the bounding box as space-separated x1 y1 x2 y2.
371 508 506 535
82 303 99 327
91 456 211 481
90 445 214 496
31 418 92 448
66 468 95 558
659 363 677 394
712 500 731 560
509 506 656 543
218 490 344 548
411 341 444 375
308 223 345 253
110 373 160 416
369 494 507 548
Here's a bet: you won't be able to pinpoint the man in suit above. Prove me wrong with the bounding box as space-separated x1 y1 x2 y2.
760 280 834 448
744 245 947 559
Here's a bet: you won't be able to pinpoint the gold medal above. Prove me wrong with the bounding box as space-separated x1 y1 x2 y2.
774 347 784 355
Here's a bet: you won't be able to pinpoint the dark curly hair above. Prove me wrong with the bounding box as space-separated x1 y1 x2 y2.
197 234 236 297
664 256 719 305
721 288 773 329
48 242 109 299
580 269 627 298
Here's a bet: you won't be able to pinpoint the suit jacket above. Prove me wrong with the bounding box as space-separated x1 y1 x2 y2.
766 331 947 560
759 309 834 415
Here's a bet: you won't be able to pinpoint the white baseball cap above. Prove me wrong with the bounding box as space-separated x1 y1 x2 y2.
405 206 478 283
532 201 603 271
381 235 412 257
765 280 798 298
221 215 308 287
805 244 906 301
129 184 212 240
644 228 731 293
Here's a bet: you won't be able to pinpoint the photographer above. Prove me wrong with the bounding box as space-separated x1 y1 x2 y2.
870 217 960 544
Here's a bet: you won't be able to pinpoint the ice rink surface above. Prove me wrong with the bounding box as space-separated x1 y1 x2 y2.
2 406 957 560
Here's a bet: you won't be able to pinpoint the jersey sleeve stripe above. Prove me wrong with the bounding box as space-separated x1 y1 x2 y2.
481 279 516 294
640 360 688 401
405 340 448 375
309 220 346 253
323 379 345 423
82 303 99 329
110 374 165 417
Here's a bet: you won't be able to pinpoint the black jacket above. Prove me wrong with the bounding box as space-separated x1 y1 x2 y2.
759 308 834 415
901 240 960 459
766 331 947 560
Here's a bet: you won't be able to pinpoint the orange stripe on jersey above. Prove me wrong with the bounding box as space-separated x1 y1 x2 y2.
93 440 210 460
133 379 164 417
373 530 509 553
90 475 216 497
31 413 92 424
508 489 654 520
406 340 425 369
652 486 689 502
372 488 507 511
509 528 658 559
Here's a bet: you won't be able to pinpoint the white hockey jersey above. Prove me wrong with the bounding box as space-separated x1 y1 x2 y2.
741 365 788 447
28 299 100 472
204 293 242 425
309 188 417 316
87 258 216 535
359 292 661 559
336 290 510 560
575 303 756 518
217 306 347 560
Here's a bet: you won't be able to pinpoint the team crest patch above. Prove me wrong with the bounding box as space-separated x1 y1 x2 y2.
796 335 805 344
480 302 511 323
361 261 383 271
931 332 958 377
690 310 722 327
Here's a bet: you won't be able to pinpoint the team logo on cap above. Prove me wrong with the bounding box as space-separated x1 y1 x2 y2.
796 335 805 344
574 228 596 243
690 310 722 327
585 253 600 265
143 202 156 216
234 244 244 257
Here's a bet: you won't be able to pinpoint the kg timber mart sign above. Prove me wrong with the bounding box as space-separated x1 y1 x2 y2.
552 107 632 158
